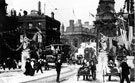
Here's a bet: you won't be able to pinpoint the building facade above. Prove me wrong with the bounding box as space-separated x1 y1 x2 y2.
0 0 61 60
17 12 61 47
61 19 96 48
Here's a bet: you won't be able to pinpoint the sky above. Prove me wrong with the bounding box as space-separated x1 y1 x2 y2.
6 0 125 27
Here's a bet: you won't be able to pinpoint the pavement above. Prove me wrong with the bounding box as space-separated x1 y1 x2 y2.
0 63 75 83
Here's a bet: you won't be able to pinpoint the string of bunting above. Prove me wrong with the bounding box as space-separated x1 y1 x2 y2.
4 39 23 51
2 26 22 34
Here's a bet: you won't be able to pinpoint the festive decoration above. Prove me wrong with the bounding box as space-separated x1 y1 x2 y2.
4 39 23 51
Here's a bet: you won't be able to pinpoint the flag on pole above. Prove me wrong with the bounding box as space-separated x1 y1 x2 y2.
89 12 94 17
128 26 133 43
72 9 75 16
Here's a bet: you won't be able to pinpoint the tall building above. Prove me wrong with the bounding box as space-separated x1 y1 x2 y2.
61 19 96 48
17 12 61 47
0 0 8 60
95 0 117 37
0 1 61 60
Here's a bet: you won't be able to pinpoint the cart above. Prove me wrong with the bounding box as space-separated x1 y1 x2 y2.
103 64 121 82
77 66 91 81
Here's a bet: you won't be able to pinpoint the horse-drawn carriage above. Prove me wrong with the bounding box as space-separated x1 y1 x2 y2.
76 47 98 81
103 60 121 82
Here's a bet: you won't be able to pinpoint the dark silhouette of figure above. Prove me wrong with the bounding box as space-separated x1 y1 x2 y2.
36 59 43 73
30 59 35 76
82 59 88 80
55 54 62 82
90 61 96 80
108 60 116 81
6 58 12 70
120 57 131 83
24 58 32 76
44 59 49 70
1 62 6 70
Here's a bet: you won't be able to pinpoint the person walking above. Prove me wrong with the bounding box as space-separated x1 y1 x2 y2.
120 57 131 83
55 54 62 82
90 60 97 80
24 58 32 76
36 59 43 73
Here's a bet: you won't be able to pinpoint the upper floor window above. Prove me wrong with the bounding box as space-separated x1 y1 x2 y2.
28 23 33 29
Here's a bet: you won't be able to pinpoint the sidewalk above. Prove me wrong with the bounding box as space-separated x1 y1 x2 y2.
0 63 74 83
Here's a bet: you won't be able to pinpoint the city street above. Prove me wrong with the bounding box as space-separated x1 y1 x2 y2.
0 51 134 83
0 52 118 83
0 0 134 83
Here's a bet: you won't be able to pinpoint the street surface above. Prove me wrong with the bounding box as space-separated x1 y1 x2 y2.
0 51 134 83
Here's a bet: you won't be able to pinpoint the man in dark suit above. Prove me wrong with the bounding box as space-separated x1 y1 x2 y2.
55 54 62 82
120 57 131 83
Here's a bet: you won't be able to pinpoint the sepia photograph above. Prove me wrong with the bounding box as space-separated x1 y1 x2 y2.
0 0 135 83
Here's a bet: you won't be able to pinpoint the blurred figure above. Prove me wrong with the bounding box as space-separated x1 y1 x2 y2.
55 54 62 82
120 57 131 83
36 59 43 73
82 59 89 80
18 60 22 69
44 59 49 70
30 59 35 76
90 61 96 80
24 58 32 76
1 61 6 70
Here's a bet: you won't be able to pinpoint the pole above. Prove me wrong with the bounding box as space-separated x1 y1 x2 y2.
96 24 99 56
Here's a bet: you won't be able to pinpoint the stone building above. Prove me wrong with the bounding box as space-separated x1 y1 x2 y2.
0 0 61 60
17 12 61 46
61 19 96 48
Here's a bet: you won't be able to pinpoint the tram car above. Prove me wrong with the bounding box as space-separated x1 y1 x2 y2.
43 44 71 63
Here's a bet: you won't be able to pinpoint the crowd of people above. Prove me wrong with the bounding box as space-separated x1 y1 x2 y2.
0 58 21 70
23 58 49 76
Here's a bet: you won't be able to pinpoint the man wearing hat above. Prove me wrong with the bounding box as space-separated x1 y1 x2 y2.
55 54 62 82
120 57 131 83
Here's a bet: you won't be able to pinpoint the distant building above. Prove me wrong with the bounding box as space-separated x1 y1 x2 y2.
61 19 96 48
17 12 61 46
0 0 61 60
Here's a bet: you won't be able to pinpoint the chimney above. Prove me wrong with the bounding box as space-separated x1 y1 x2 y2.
38 1 41 15
84 21 89 26
78 19 82 25
69 20 74 28
51 12 54 19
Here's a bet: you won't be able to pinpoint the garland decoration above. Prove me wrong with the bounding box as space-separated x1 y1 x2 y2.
4 39 23 51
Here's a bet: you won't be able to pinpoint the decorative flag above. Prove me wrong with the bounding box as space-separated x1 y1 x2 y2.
72 9 75 16
38 32 42 43
89 12 94 17
128 26 133 43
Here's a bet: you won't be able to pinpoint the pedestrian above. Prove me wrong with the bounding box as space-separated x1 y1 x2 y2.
36 59 43 73
30 59 35 76
24 58 32 76
44 59 49 70
90 60 96 80
82 59 89 80
1 62 6 70
55 54 62 82
18 60 22 69
120 57 131 83
108 60 115 81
